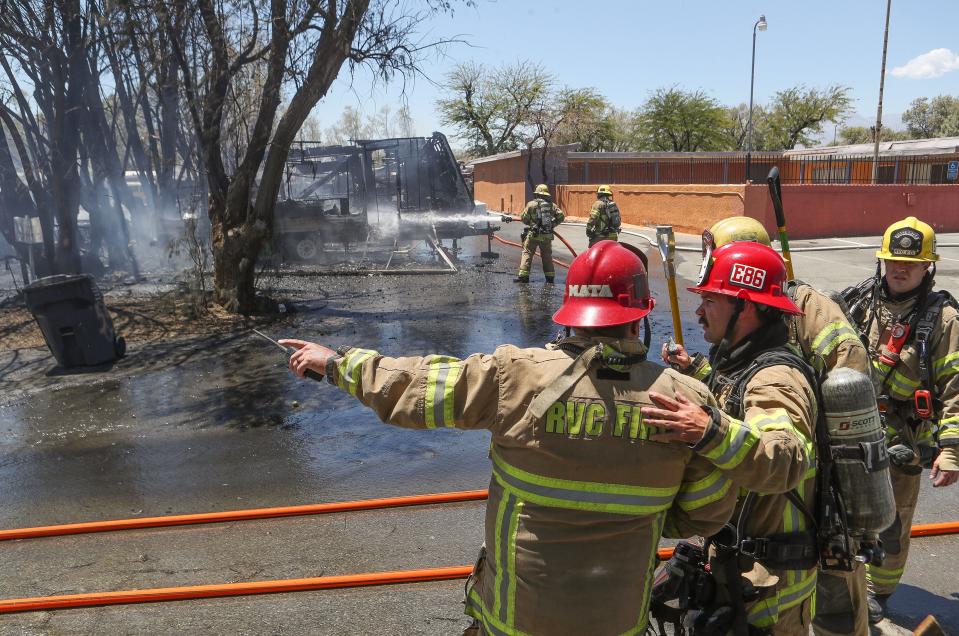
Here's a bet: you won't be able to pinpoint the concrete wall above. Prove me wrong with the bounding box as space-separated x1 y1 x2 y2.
744 184 959 239
555 184 746 234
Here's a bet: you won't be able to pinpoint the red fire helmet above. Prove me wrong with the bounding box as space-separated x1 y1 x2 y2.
688 241 802 315
553 240 655 328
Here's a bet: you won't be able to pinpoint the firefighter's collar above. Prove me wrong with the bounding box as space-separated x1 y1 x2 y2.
550 335 648 363
712 320 788 373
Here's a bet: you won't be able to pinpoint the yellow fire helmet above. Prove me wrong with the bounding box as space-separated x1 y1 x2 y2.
597 184 613 197
534 183 551 197
876 216 939 262
703 216 771 255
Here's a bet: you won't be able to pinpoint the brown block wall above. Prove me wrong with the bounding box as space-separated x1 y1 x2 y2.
555 184 747 234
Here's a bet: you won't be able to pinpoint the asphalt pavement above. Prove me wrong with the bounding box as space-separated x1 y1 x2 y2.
0 220 955 634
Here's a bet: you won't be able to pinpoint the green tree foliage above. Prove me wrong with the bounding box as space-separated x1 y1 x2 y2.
552 89 616 152
902 95 959 138
836 126 911 145
437 60 552 156
636 88 729 151
762 85 852 150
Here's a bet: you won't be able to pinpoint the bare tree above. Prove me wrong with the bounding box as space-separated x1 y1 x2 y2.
162 0 463 312
0 0 91 275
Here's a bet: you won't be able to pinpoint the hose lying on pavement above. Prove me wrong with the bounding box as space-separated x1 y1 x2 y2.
492 234 571 269
0 489 955 614
0 490 489 542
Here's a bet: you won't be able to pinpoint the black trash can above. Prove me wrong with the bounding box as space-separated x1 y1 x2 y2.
23 274 126 368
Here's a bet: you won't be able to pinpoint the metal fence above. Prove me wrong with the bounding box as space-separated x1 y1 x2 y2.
567 153 959 185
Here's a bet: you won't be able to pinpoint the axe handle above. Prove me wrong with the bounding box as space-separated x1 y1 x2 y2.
665 275 684 347
767 167 796 279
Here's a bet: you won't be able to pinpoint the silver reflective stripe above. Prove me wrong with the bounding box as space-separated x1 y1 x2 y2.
677 472 733 511
432 363 452 426
496 493 518 625
709 420 755 466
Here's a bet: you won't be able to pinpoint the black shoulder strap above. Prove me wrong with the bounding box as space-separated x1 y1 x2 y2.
915 290 951 390
724 347 817 420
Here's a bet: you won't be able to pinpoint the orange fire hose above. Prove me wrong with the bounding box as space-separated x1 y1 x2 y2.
0 490 488 542
0 490 955 614
553 229 578 258
0 566 474 614
492 234 570 269
2 489 956 544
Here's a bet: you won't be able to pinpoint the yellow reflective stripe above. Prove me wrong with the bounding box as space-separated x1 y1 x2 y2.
492 491 520 623
693 361 712 381
867 564 905 586
491 451 679 515
812 321 860 357
757 417 816 466
336 348 377 396
505 499 521 627
934 351 959 383
880 367 920 399
703 417 761 470
629 512 665 635
424 355 462 429
937 416 959 440
747 570 817 628
465 588 529 636
677 469 733 511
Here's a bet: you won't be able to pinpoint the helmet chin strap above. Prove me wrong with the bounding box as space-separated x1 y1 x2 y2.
707 298 745 391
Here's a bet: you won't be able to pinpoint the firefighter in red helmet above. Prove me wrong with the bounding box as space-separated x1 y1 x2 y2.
280 240 736 635
644 241 821 635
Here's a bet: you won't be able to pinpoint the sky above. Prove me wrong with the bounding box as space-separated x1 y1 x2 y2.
310 0 959 145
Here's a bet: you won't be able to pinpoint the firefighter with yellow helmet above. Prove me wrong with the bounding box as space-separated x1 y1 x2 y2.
586 184 622 246
645 241 821 635
280 241 737 635
515 183 565 284
838 216 959 624
665 216 875 636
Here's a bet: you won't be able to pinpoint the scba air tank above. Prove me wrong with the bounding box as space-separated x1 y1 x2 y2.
821 367 896 538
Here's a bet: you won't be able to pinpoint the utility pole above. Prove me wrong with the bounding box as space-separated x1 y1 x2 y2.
873 0 892 184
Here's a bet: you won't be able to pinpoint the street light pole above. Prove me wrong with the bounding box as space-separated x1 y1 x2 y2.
746 15 767 183
872 0 892 184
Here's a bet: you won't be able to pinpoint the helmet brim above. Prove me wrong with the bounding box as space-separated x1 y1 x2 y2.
552 300 653 328
687 286 803 316
876 251 939 262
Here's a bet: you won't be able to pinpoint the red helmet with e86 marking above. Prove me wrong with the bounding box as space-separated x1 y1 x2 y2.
553 240 655 328
689 241 802 315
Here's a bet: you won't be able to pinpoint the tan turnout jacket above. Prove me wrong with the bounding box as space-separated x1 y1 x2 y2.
326 336 738 635
687 324 819 630
864 292 959 469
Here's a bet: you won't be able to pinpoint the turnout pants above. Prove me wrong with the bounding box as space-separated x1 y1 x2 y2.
770 600 813 636
813 565 869 636
866 463 922 596
518 237 554 280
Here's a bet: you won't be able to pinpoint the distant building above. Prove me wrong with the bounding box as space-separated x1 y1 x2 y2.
469 137 959 196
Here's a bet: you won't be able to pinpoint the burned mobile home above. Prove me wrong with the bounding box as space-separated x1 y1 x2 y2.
274 132 494 261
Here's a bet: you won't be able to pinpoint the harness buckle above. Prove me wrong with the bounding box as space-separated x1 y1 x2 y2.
738 537 769 560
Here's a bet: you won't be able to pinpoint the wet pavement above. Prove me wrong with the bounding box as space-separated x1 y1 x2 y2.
0 223 956 634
